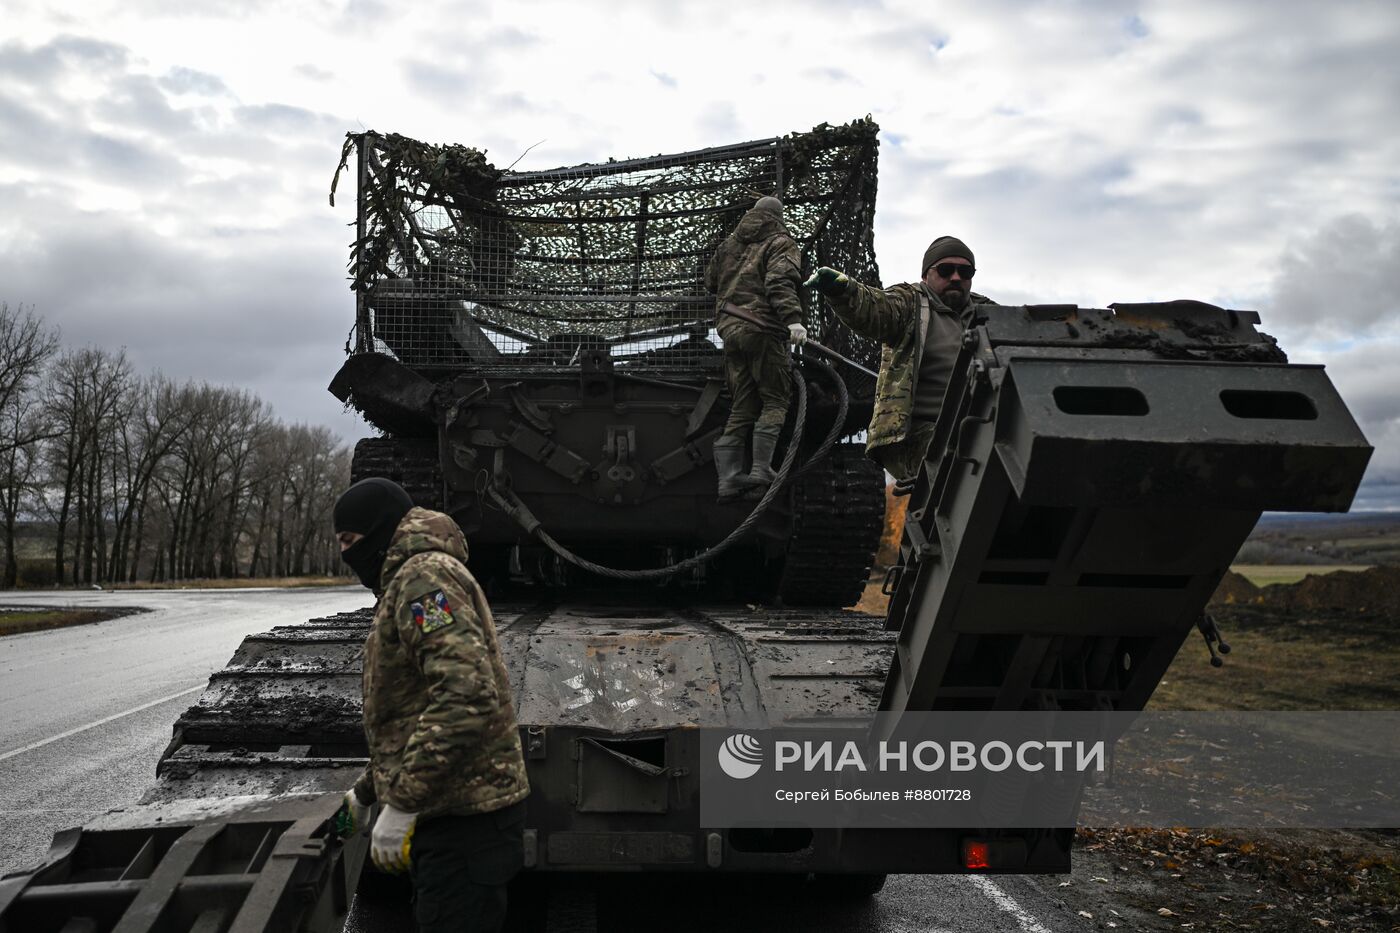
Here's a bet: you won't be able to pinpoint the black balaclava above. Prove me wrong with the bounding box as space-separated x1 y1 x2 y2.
334 478 414 593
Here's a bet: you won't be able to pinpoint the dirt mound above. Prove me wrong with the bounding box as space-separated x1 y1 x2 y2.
1262 565 1400 615
1209 570 1261 606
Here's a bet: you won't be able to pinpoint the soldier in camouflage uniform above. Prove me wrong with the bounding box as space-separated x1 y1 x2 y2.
333 477 528 933
704 196 808 501
809 236 992 491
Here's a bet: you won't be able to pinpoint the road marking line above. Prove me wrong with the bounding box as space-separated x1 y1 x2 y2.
0 684 205 763
967 875 1054 933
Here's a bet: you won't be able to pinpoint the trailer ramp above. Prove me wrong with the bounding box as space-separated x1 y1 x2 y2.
879 300 1371 718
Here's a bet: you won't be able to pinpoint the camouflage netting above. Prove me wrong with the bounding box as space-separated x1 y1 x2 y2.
332 120 883 391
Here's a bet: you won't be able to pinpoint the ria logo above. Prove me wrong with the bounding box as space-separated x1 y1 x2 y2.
718 733 763 779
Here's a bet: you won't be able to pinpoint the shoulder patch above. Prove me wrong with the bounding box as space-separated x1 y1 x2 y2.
409 590 456 635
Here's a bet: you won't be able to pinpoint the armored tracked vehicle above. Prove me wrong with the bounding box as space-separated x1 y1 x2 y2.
329 122 889 607
0 124 1372 933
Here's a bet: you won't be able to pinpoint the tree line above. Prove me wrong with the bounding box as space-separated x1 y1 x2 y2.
0 302 353 588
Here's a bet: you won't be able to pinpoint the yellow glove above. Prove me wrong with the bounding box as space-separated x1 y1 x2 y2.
370 803 417 874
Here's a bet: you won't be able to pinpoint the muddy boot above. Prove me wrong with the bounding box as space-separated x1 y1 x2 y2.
738 426 781 490
713 437 748 502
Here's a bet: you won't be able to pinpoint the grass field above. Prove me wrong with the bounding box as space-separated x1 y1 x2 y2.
0 608 126 637
105 576 350 590
1147 608 1400 710
1230 563 1372 587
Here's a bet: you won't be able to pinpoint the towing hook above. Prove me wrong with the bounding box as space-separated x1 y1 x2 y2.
1197 612 1231 668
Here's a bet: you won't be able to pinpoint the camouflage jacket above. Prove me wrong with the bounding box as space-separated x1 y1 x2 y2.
828 281 992 453
704 207 805 338
352 507 529 818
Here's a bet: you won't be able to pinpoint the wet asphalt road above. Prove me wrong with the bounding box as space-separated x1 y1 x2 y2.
0 586 371 877
0 587 1073 932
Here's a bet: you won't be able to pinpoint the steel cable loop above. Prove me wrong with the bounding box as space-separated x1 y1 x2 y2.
794 355 849 479
487 366 813 581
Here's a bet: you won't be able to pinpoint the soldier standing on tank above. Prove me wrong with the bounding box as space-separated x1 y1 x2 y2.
704 196 809 501
333 477 529 933
808 236 992 492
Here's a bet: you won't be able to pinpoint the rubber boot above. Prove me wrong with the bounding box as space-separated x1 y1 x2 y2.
738 427 781 490
713 438 748 503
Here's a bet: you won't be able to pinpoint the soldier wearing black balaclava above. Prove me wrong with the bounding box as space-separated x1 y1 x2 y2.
332 478 528 933
333 478 414 592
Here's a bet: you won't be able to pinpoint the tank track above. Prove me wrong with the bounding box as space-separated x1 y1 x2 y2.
778 443 886 607
350 436 443 510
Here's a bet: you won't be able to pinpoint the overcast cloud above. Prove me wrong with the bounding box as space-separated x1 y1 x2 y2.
1 0 1398 505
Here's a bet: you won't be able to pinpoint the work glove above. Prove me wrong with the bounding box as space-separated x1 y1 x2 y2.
804 267 849 296
370 803 418 874
788 323 808 347
334 788 371 838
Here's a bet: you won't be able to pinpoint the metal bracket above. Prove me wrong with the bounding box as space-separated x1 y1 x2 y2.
526 725 547 760
651 427 721 485
501 422 590 484
903 520 939 561
954 407 995 475
686 379 724 439
604 426 638 483
506 385 553 434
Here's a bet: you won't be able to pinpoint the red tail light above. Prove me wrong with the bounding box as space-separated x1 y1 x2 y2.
962 839 991 870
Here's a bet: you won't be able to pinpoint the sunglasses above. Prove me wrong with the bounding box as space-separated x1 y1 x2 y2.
932 263 975 280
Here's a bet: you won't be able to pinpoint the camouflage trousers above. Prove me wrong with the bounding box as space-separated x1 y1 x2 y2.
871 418 940 484
721 329 792 439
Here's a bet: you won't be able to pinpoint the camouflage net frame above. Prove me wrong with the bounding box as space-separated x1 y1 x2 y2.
334 120 883 392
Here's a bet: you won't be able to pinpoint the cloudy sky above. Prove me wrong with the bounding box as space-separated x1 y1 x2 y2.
3 0 1398 507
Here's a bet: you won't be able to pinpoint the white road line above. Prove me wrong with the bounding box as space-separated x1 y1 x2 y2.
0 684 205 763
967 875 1054 933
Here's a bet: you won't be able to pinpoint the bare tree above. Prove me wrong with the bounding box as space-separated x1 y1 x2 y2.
8 308 354 587
0 303 59 586
0 303 60 455
0 405 47 587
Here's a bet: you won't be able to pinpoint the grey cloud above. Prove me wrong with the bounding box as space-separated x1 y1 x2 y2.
0 183 363 436
294 63 334 82
650 69 677 89
487 92 540 115
697 101 738 141
0 89 184 185
802 67 857 85
1266 215 1400 341
0 34 128 83
236 102 342 135
343 0 390 19
1287 337 1400 509
403 61 476 101
135 0 277 18
490 26 539 49
100 74 199 136
80 133 186 185
159 66 229 97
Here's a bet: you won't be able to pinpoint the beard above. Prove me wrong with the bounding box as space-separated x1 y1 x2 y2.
940 286 968 310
